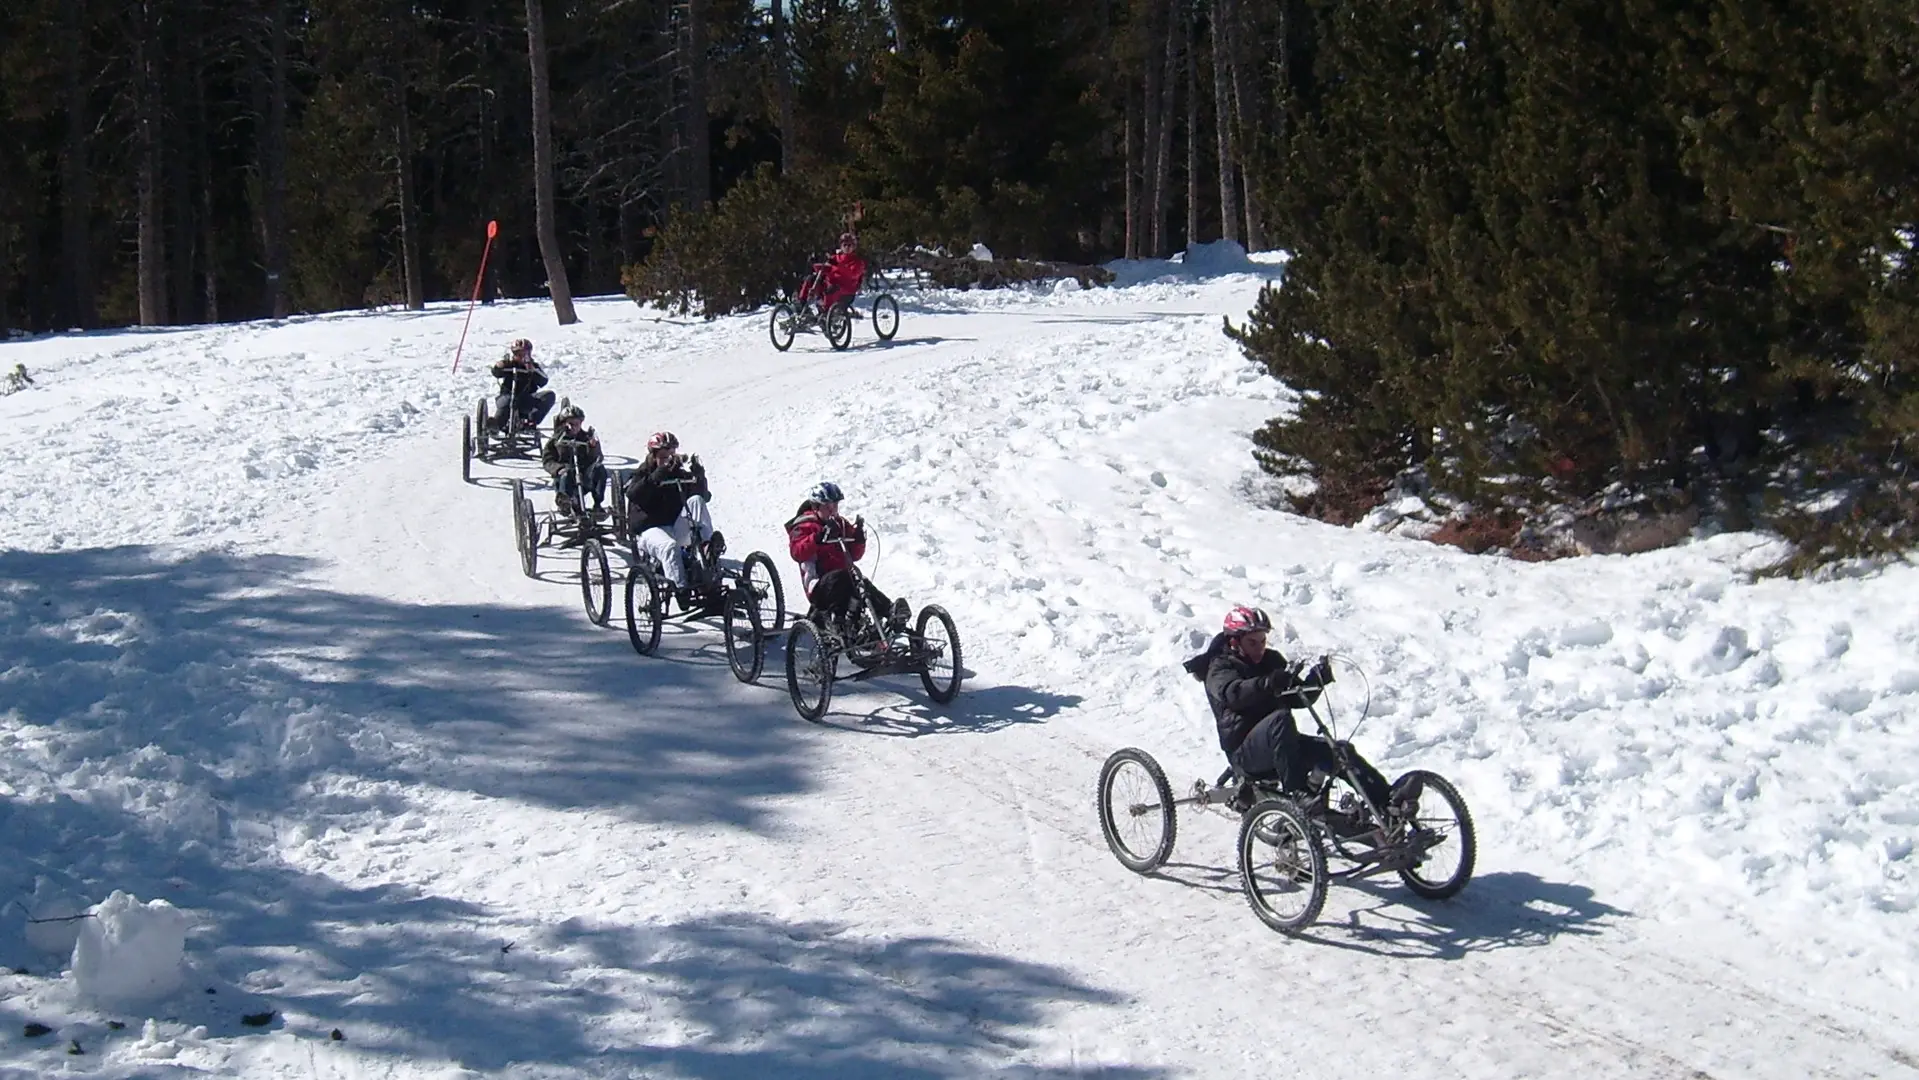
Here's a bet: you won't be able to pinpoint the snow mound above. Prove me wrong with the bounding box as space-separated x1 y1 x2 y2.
71 890 189 1005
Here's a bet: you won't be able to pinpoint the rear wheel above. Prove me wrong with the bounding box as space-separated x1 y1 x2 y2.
1097 748 1177 873
722 586 765 683
825 302 854 350
872 294 900 341
461 414 474 482
476 401 493 461
741 551 786 633
769 303 797 352
784 618 835 722
1394 770 1477 900
624 561 664 655
1239 798 1327 935
580 538 611 626
609 469 629 545
914 604 962 704
512 479 537 578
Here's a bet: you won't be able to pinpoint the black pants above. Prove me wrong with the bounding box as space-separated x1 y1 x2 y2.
809 569 892 625
496 390 556 428
1232 711 1391 807
550 462 607 506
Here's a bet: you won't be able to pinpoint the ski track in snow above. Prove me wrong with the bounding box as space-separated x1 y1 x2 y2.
1 263 1917 1078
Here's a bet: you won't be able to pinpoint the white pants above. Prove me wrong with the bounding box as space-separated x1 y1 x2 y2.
639 495 713 588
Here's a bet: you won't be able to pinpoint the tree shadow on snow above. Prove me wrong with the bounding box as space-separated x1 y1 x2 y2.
0 546 1167 1074
0 545 815 834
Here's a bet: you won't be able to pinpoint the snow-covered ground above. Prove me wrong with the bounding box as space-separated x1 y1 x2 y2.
1 250 1915 1078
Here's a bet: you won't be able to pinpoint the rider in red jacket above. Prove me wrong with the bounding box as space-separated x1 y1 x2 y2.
800 233 867 311
786 480 910 637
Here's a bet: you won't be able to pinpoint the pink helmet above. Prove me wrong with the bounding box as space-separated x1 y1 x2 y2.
647 431 679 452
1222 605 1272 637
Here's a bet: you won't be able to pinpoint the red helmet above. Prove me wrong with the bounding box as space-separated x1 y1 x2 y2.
1222 605 1271 636
838 232 857 250
647 431 679 452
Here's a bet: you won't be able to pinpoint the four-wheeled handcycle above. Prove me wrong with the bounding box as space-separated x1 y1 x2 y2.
1096 659 1476 935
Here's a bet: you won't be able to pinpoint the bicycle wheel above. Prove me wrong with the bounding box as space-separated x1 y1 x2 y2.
769 303 797 352
825 302 854 350
741 551 787 632
624 561 664 656
461 414 473 482
1394 770 1477 899
914 604 962 704
784 618 836 721
722 585 765 683
1239 798 1327 934
871 294 900 341
1096 748 1177 873
579 538 611 626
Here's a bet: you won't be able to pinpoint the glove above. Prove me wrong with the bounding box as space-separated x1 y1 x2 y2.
1311 656 1335 686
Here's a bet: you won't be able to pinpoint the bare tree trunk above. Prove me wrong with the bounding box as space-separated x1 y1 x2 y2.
771 0 795 172
1139 0 1164 257
686 0 710 208
1151 0 1178 257
887 0 910 53
61 0 96 329
1185 1 1199 249
1123 80 1139 259
525 0 578 324
135 0 166 325
262 0 290 317
1226 0 1263 250
1210 0 1240 246
194 58 218 322
396 84 425 310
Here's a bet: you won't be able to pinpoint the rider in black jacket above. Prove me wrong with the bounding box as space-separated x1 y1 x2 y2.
624 431 721 610
490 338 556 430
1185 605 1413 814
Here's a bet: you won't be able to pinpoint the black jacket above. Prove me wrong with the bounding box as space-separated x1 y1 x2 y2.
541 428 601 477
492 357 548 398
1183 633 1319 757
624 457 709 530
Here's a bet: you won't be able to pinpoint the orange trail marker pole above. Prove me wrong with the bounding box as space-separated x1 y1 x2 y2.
451 220 500 374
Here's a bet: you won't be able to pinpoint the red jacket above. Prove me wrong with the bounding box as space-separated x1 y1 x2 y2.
786 506 865 596
820 251 866 303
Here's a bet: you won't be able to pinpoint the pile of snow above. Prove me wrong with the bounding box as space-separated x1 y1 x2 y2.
71 891 188 1005
1104 238 1282 287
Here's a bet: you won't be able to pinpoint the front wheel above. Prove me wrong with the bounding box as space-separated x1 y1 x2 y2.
475 400 492 461
722 585 765 683
740 551 786 633
914 604 962 704
1097 748 1177 873
580 538 611 626
769 303 797 352
825 301 854 350
624 562 664 656
784 618 836 722
1239 798 1328 935
1394 770 1477 900
871 293 900 341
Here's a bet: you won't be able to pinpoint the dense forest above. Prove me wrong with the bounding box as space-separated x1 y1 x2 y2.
1 0 1913 562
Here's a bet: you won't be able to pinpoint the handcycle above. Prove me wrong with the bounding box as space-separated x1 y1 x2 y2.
1095 658 1476 935
462 376 553 482
782 529 961 721
619 498 788 685
510 442 627 627
768 265 900 353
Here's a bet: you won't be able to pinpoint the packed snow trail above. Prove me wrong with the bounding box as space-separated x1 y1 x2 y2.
1 262 1915 1078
